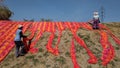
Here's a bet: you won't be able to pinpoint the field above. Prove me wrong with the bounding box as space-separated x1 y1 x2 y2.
0 22 120 68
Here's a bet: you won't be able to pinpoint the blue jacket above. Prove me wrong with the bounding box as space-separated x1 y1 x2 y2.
14 29 25 41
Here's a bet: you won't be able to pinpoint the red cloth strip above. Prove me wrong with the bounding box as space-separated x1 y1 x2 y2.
99 30 115 66
73 33 97 64
70 38 80 68
99 24 120 45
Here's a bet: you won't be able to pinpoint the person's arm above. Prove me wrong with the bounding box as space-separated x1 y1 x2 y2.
88 19 94 25
20 31 27 38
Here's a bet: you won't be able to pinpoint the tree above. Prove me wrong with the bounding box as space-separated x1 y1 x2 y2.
0 5 13 20
23 18 34 22
40 18 52 22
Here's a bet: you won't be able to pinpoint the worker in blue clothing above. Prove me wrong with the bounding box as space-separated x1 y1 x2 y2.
14 25 27 58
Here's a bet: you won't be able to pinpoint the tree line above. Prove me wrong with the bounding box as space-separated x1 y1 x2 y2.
0 1 52 22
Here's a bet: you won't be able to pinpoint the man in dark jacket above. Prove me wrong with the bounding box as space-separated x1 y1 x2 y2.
14 25 26 58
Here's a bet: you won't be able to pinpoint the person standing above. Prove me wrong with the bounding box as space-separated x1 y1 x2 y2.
92 11 100 29
14 25 26 58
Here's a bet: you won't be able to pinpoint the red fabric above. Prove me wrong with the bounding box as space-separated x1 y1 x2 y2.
0 21 118 65
101 44 115 66
22 23 31 33
81 23 93 30
0 42 14 63
99 31 108 48
46 22 50 32
99 24 120 45
27 23 37 40
0 22 19 63
70 39 80 68
52 23 55 32
29 31 42 53
65 22 97 64
28 23 42 53
23 38 29 52
46 33 59 55
46 22 60 55
59 22 65 31
56 22 65 31
99 30 115 66
73 33 97 64
41 22 47 32
53 31 62 55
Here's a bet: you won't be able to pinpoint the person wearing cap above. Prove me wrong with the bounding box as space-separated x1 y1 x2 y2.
92 11 100 29
14 25 27 58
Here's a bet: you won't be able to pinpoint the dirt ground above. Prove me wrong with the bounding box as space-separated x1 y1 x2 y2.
0 22 120 68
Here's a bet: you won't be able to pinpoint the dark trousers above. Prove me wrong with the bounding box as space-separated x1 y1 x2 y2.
93 20 100 29
14 41 25 57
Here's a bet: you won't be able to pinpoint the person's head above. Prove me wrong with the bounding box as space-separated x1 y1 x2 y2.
18 25 23 29
93 11 99 19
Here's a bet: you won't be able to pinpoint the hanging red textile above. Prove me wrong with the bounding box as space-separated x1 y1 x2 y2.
23 37 30 52
70 39 80 68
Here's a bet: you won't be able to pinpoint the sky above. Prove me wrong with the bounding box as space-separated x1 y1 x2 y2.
1 0 120 22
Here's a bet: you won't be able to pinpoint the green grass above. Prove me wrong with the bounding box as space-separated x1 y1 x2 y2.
39 48 43 52
3 62 9 66
26 55 35 59
55 56 66 65
43 51 49 57
64 40 70 43
83 35 90 41
87 65 92 68
115 46 120 50
33 58 39 65
7 54 15 60
65 52 70 57
110 61 115 67
38 55 42 58
40 61 46 64
46 64 51 68
114 56 120 62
